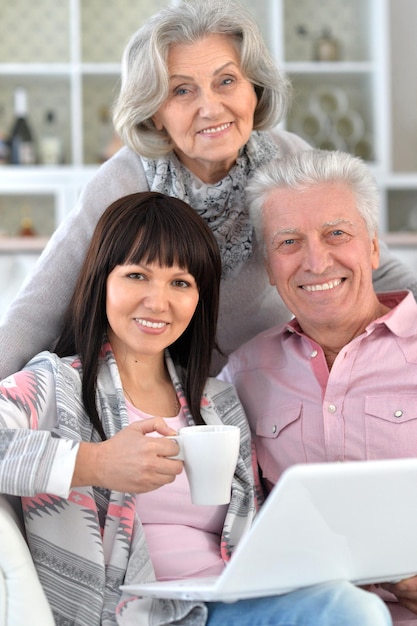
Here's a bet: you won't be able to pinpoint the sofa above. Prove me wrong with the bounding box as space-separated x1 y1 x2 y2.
0 495 54 625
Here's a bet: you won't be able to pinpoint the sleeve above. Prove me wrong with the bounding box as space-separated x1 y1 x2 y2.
373 239 417 298
0 367 79 498
0 148 148 380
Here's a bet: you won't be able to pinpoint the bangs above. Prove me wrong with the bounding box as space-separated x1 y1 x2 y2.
120 203 214 287
96 192 221 294
125 229 188 270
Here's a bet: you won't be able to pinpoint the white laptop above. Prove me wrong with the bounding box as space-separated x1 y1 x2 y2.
121 457 417 602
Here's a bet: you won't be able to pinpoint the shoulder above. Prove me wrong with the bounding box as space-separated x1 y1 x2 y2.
80 146 148 201
24 351 82 379
264 127 312 155
223 325 287 375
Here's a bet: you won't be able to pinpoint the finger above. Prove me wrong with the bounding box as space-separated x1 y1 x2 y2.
382 579 417 594
132 417 178 437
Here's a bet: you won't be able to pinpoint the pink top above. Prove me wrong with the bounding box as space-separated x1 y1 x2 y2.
127 401 227 581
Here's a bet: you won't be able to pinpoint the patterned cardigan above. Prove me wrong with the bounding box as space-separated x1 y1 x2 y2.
0 343 260 626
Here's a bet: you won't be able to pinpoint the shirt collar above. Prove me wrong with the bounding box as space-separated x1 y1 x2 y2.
284 290 417 340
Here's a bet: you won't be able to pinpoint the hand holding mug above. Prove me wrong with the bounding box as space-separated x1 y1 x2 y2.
168 424 240 505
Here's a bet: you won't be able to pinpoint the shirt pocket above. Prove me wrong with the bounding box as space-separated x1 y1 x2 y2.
364 395 417 458
255 402 303 439
255 403 304 484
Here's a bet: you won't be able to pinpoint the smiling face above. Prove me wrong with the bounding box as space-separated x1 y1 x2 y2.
152 33 258 183
106 261 200 363
262 182 380 336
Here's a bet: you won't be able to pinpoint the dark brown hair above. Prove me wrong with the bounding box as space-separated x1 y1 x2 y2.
55 191 222 439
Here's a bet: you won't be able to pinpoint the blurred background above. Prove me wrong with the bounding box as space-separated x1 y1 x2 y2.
1 0 417 316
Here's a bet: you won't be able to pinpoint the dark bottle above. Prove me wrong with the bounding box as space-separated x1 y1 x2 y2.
9 87 36 165
0 104 9 164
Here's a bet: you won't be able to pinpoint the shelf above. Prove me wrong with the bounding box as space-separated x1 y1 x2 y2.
0 236 49 253
0 64 73 76
284 61 375 74
0 165 98 189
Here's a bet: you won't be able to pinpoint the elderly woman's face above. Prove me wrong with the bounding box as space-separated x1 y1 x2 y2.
152 33 257 184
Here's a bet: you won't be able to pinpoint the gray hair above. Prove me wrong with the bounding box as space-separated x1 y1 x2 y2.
247 150 379 254
113 0 291 158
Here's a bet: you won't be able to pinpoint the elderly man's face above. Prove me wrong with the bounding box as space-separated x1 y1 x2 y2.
262 182 380 334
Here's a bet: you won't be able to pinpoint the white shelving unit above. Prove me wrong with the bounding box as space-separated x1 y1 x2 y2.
266 0 417 271
0 0 172 315
1 0 417 316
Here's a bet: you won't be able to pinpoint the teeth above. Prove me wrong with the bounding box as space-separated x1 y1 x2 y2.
200 123 230 134
136 319 167 329
302 279 343 292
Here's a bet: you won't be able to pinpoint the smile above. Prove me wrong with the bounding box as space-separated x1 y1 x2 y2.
199 122 231 134
135 319 167 329
301 278 344 292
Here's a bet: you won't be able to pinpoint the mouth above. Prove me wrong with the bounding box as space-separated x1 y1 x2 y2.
135 318 168 329
301 278 345 292
198 122 231 135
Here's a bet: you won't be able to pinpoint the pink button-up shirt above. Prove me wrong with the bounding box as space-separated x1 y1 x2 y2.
219 290 417 625
220 290 417 485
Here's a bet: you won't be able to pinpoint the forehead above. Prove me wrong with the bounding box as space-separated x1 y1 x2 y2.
263 182 361 231
167 33 240 74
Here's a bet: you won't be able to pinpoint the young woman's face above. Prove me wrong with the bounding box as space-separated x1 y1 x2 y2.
152 33 258 184
106 261 199 361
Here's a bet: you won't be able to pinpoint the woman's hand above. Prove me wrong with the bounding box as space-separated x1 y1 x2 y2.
72 417 183 493
380 575 417 614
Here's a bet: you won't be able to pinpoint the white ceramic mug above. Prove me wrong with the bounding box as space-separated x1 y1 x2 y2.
168 424 240 505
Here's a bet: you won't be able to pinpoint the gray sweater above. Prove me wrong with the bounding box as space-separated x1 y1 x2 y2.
1 130 416 378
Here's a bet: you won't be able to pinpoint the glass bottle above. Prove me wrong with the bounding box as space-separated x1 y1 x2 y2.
39 110 63 165
9 87 36 165
313 28 340 62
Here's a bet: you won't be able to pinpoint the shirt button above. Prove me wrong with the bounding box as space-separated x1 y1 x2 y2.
394 410 403 418
272 425 277 434
328 404 337 414
310 350 318 358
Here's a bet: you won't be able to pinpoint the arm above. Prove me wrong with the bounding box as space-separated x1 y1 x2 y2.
0 362 182 498
0 148 148 380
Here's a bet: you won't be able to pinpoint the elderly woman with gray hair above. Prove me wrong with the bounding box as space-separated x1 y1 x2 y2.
0 0 415 379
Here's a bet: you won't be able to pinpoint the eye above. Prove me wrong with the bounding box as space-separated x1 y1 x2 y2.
127 272 145 280
327 229 351 244
172 84 193 97
217 76 236 89
270 236 302 255
278 238 299 250
172 279 191 288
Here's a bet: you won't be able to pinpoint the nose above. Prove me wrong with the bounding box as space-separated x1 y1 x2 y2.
143 284 168 312
197 87 223 118
302 239 333 274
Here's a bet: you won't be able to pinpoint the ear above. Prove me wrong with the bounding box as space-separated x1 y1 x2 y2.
152 113 164 131
265 257 276 287
370 234 380 270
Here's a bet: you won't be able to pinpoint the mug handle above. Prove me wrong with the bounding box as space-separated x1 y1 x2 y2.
165 435 184 460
